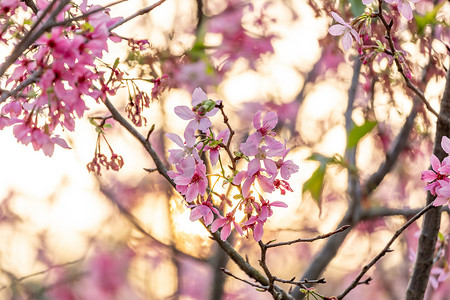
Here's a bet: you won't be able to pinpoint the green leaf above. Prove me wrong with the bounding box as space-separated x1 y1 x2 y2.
112 57 120 70
307 153 334 164
438 232 445 242
103 123 112 128
302 165 326 205
414 1 445 36
348 0 365 16
347 120 377 148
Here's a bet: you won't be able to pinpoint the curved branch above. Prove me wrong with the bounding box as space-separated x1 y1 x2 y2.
338 202 435 299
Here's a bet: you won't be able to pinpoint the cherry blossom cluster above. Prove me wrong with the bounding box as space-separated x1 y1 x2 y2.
328 0 422 77
421 136 450 206
0 0 123 156
166 88 299 241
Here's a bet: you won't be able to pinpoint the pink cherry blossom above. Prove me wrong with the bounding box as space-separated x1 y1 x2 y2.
241 215 265 241
328 12 360 51
429 266 449 289
211 212 244 241
205 128 230 166
233 169 275 198
168 157 207 202
258 198 288 222
166 127 199 164
174 88 220 133
189 199 220 226
393 0 420 20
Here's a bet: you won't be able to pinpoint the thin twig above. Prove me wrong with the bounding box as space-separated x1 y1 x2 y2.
273 277 326 286
265 225 350 248
337 202 435 299
0 259 82 292
220 268 268 290
376 0 441 120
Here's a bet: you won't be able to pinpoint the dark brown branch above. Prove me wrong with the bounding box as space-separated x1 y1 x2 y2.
273 277 326 286
21 0 38 13
405 61 450 300
220 268 268 290
338 202 435 299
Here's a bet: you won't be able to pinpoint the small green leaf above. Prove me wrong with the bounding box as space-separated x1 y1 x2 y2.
307 153 334 164
302 165 326 205
348 0 365 16
112 57 120 70
438 232 444 242
347 120 377 148
103 123 112 128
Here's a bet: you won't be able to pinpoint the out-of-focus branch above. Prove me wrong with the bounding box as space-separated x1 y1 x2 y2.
0 259 82 292
338 202 435 299
405 62 450 300
98 181 207 263
292 57 362 300
362 100 418 198
108 0 167 31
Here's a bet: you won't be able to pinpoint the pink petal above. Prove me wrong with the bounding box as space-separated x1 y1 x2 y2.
191 87 208 106
253 111 262 129
263 158 277 175
174 106 195 120
342 32 353 51
270 201 288 208
263 111 278 130
441 136 450 154
421 170 437 182
166 133 184 148
189 206 203 221
253 223 264 241
430 154 441 172
211 218 227 232
220 223 232 240
247 159 261 177
331 11 347 26
233 221 244 236
329 25 346 36
433 196 448 206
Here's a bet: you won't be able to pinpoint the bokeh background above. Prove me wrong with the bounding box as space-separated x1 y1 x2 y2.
0 0 449 299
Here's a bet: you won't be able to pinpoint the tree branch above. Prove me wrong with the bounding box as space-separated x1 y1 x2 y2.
108 0 167 31
338 202 435 299
405 60 450 300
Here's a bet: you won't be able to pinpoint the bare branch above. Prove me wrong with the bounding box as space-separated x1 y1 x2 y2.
338 202 435 299
265 225 350 249
220 268 268 290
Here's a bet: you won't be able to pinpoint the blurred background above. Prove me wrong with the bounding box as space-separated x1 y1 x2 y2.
0 0 449 299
